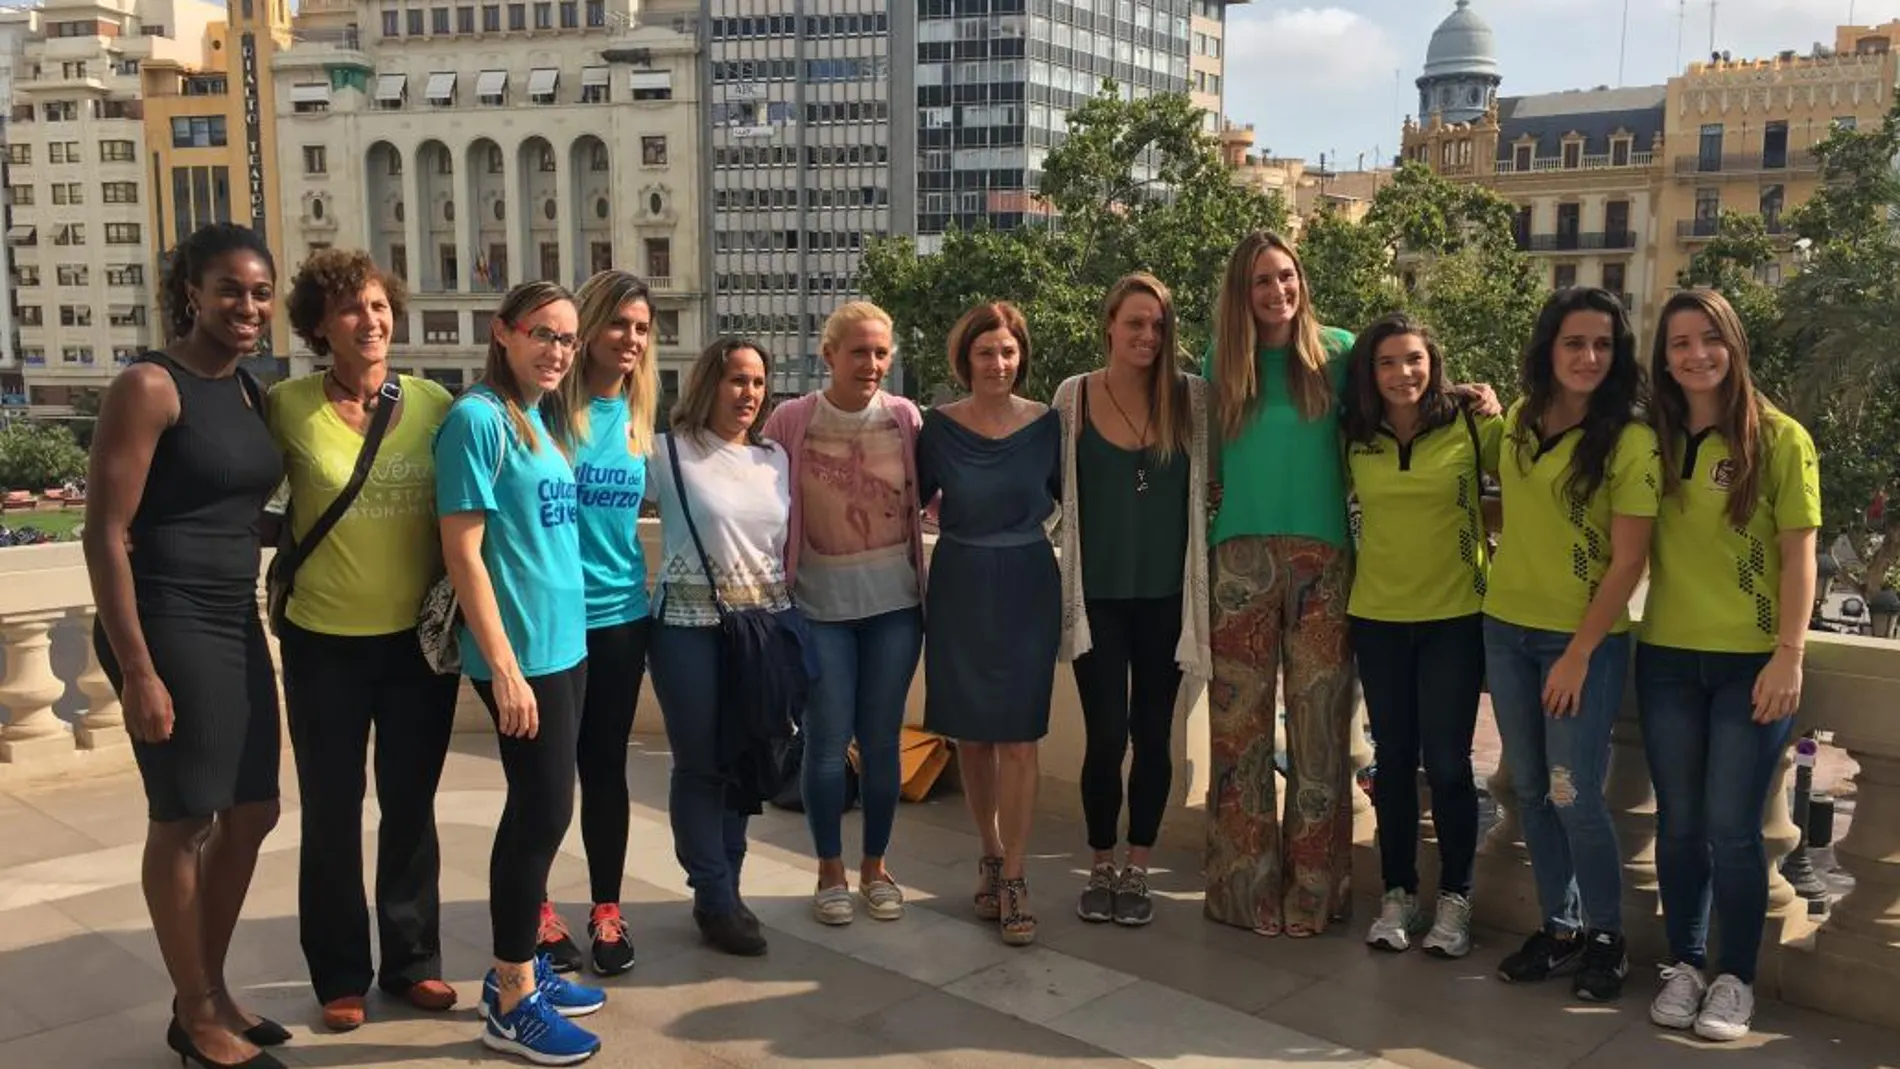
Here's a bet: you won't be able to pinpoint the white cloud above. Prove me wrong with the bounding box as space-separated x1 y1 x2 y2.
1222 6 1405 162
1227 5 1403 80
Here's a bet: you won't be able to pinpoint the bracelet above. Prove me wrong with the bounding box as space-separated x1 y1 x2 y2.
1777 641 1806 655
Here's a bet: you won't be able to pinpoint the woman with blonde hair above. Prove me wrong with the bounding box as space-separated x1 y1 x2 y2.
530 270 660 976
918 302 1061 946
435 281 605 1064
649 336 793 958
762 301 927 928
1052 273 1211 928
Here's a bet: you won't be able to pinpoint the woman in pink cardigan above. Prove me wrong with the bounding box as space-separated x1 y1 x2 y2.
761 301 928 929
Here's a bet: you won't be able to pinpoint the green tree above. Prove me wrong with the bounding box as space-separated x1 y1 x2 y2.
860 85 1286 399
0 422 88 491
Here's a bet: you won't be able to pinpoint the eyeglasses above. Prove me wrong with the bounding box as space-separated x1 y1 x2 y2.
522 324 580 350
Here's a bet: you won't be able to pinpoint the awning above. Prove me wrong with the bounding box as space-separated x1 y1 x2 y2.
476 69 508 97
628 70 672 93
425 72 456 101
289 83 332 104
5 225 34 244
374 73 406 102
581 66 609 87
527 68 558 96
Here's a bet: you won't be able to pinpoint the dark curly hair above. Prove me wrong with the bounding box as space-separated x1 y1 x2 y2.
286 248 409 357
159 222 276 342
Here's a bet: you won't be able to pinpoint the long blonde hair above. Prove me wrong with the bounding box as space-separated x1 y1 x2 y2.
1212 230 1330 439
1102 272 1190 461
484 280 574 455
551 271 659 456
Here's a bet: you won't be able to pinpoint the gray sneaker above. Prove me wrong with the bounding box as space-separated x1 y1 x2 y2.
1112 866 1154 927
1420 891 1473 959
1077 862 1116 923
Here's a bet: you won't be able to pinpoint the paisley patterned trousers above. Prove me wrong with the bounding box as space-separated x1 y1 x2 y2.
1205 535 1356 935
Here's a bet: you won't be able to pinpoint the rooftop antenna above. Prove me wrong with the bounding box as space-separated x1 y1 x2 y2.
1710 0 1719 55
1618 0 1632 85
1676 0 1688 71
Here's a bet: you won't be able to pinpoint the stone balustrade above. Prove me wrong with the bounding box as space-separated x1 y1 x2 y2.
1 528 1896 1031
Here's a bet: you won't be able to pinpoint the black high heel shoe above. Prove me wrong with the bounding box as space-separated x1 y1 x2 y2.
171 999 290 1047
166 1018 286 1069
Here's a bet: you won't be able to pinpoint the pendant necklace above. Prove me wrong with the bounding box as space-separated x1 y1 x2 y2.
1101 376 1154 493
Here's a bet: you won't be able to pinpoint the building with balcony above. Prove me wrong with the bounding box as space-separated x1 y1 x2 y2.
0 10 34 411
270 0 705 397
1217 120 1391 237
1655 22 1898 292
4 0 223 415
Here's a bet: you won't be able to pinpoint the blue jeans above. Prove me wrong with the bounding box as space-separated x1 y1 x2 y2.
1483 618 1628 934
1636 643 1793 983
649 622 749 916
802 607 923 862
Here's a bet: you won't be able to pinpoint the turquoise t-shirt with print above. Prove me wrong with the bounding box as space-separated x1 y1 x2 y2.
573 395 651 630
433 385 585 681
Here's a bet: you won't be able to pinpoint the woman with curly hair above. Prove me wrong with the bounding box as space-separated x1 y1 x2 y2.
266 248 460 1031
83 222 288 1069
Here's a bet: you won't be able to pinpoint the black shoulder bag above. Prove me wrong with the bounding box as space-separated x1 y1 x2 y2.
266 378 403 636
1462 404 1500 557
663 430 811 813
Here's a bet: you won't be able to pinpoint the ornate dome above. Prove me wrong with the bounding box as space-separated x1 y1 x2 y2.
1422 1 1499 80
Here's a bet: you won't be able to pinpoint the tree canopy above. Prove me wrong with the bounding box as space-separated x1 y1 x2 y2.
0 422 88 492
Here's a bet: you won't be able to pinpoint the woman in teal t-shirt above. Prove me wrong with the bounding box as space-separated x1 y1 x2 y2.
433 281 604 1065
535 270 659 977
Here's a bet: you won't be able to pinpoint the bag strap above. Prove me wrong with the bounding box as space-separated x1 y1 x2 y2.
663 430 731 618
280 377 403 580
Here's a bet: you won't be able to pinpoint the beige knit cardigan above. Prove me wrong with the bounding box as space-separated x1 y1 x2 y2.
1052 372 1213 686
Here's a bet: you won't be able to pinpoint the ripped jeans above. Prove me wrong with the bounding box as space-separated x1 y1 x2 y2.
1482 618 1628 935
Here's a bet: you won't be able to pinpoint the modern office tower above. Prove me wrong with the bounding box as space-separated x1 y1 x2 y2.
5 0 225 416
704 0 913 393
272 0 707 395
0 8 33 411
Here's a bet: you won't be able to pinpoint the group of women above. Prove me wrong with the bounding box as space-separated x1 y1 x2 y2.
81 220 1816 1069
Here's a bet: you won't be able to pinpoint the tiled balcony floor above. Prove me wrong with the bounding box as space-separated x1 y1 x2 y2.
1 736 1893 1069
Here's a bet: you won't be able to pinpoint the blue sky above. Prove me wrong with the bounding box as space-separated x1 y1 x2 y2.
1221 0 1900 170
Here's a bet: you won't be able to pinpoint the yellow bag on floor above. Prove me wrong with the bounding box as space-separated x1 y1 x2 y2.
898 727 953 802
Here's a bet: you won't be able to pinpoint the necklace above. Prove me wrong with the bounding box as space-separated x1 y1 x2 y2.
1100 375 1154 493
323 369 380 410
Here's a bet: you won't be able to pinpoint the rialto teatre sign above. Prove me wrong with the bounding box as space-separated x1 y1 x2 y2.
239 31 270 355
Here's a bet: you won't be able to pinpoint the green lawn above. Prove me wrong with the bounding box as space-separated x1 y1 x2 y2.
0 508 83 542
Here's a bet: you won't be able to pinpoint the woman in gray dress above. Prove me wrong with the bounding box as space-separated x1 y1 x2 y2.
916 301 1060 948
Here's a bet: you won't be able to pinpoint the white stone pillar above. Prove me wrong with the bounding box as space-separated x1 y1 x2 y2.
72 608 125 751
0 612 74 763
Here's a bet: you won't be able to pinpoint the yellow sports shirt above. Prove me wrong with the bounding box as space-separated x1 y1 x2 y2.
267 373 455 636
1347 410 1503 622
1640 409 1821 652
1485 400 1660 635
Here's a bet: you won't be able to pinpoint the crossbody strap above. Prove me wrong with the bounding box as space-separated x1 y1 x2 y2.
281 378 403 579
664 430 731 619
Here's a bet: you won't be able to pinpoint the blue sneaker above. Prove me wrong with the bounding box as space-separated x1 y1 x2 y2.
478 955 607 1020
481 990 600 1065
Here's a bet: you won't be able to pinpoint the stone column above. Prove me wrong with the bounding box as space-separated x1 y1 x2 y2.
72 608 125 751
0 612 74 763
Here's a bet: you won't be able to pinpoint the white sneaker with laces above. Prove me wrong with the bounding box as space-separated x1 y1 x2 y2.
1420 891 1473 959
1649 963 1708 1030
1693 973 1754 1042
1365 889 1419 952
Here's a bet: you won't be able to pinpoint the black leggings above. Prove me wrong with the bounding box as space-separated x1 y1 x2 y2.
1072 594 1185 852
476 661 587 963
572 619 651 905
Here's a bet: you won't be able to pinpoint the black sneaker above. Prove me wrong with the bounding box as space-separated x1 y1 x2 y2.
695 908 767 957
1077 863 1116 923
1573 930 1628 1002
1112 866 1154 927
1496 928 1583 984
535 901 585 974
588 903 635 976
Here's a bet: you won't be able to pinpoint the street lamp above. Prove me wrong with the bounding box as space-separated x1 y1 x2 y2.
1871 588 1900 639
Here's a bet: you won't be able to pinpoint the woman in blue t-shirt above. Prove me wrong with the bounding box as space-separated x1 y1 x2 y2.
433 281 603 1066
535 270 659 977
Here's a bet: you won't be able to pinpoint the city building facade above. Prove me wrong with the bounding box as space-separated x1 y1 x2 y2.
0 8 35 410
1218 120 1391 236
272 0 706 395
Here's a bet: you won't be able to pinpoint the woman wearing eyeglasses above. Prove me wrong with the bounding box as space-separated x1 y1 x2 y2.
434 282 604 1065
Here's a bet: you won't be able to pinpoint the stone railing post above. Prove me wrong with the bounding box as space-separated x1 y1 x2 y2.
1605 677 1664 961
1474 744 1544 935
71 608 126 750
0 611 75 763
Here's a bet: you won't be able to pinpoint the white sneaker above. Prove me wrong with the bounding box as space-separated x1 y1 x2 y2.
1649 963 1708 1030
1420 891 1473 959
1694 973 1754 1042
1365 889 1419 952
811 884 854 926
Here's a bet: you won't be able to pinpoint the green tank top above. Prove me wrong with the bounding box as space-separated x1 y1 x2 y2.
1076 383 1189 600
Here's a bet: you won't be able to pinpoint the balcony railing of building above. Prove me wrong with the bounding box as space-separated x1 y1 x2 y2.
1673 150 1821 178
1494 151 1655 175
288 27 363 51
1679 218 1794 241
1520 230 1638 253
3 533 1900 1033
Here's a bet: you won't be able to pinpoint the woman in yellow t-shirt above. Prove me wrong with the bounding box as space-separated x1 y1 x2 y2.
1637 289 1818 1043
1484 287 1658 1004
268 249 459 1032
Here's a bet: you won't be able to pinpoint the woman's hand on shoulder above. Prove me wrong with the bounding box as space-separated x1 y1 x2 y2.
1450 382 1503 418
